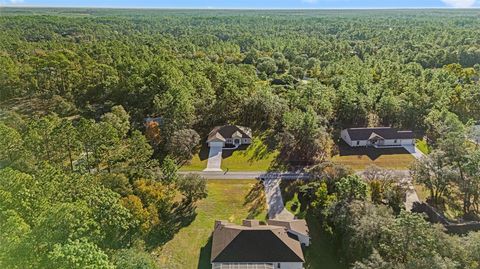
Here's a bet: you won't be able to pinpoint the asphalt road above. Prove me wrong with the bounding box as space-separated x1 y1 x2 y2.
179 170 410 179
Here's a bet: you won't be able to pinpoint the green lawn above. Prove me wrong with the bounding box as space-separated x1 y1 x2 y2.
331 142 415 170
416 139 431 155
414 184 429 202
221 141 277 171
180 138 277 172
153 179 267 269
179 154 207 171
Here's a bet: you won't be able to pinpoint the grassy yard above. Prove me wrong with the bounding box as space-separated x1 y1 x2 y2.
331 142 415 170
153 179 267 269
221 141 277 171
416 139 431 155
179 154 207 171
180 138 277 172
414 184 429 202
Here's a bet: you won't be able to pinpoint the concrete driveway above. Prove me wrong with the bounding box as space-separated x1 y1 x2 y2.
263 178 294 220
403 145 425 160
203 146 223 172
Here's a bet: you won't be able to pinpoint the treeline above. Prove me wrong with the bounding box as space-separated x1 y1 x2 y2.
1 9 480 141
0 106 207 268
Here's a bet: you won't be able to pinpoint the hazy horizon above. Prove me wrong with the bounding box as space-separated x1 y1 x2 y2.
1 0 480 9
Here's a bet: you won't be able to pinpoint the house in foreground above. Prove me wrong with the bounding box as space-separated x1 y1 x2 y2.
341 127 414 148
207 125 252 148
266 219 310 246
211 220 305 269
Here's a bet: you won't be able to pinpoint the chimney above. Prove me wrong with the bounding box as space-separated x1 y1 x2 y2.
242 219 260 227
214 220 228 229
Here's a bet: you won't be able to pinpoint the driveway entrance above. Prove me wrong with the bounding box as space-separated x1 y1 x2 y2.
203 146 223 172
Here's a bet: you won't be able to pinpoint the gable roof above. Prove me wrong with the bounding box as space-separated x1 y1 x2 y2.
211 221 304 263
266 219 309 237
207 125 252 142
345 127 414 141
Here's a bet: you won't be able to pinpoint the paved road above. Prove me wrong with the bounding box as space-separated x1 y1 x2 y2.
203 146 223 172
179 171 311 180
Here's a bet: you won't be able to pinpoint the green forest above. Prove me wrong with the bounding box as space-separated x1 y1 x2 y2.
1 7 480 269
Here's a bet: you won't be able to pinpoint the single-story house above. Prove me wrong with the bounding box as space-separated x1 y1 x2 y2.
207 125 252 148
211 220 305 269
341 127 414 148
266 219 310 246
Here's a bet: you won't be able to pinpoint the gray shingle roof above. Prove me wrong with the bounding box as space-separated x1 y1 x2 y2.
346 127 414 141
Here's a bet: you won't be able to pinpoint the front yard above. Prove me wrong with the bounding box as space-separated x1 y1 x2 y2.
331 141 415 170
180 138 277 172
153 179 267 269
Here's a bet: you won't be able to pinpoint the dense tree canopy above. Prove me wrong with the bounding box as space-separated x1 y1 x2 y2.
1 7 480 268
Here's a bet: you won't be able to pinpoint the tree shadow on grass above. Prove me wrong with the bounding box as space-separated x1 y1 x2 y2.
145 201 198 250
198 235 213 269
303 213 348 269
198 143 210 161
244 181 267 219
337 140 410 161
222 144 249 159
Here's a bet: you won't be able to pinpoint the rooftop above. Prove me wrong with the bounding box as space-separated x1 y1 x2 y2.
207 125 252 143
211 220 304 263
345 127 414 141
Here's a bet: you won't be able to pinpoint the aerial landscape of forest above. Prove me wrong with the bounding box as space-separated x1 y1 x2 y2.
1 6 480 269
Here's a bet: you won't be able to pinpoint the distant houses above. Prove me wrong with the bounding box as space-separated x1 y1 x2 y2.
211 219 308 269
341 127 414 148
207 125 252 148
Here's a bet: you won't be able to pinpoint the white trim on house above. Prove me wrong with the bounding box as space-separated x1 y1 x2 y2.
341 128 414 148
207 125 253 148
212 262 303 269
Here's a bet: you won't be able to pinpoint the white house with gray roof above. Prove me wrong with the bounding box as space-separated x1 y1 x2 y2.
341 127 414 148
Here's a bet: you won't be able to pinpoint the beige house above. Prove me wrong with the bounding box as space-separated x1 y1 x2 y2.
211 220 305 269
207 125 252 148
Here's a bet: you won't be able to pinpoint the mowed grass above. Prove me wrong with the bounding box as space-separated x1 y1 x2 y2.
221 143 277 172
179 154 207 171
331 142 415 170
153 179 267 269
416 139 431 155
180 138 277 172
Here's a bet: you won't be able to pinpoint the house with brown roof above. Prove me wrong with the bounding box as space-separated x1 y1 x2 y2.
341 127 414 148
211 220 305 269
266 219 310 246
207 125 252 148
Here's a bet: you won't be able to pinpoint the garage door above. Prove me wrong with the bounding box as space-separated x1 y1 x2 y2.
209 141 224 147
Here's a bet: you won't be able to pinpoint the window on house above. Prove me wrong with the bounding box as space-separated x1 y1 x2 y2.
394 139 397 143
277 263 281 268
356 141 360 146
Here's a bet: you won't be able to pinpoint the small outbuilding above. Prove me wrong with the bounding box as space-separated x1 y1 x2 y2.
341 127 414 148
207 125 252 148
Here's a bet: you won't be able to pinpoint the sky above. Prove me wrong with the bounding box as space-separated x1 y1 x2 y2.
1 0 479 9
